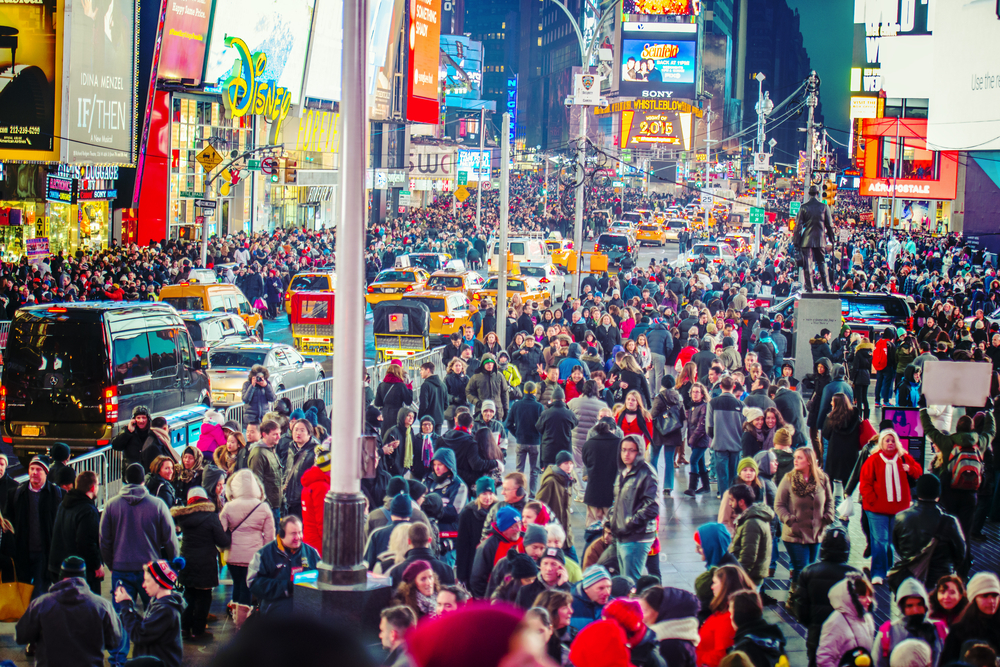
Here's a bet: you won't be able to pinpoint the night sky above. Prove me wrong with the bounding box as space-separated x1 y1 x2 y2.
785 0 853 146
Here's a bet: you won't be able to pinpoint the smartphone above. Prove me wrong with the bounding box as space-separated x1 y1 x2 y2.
115 580 124 590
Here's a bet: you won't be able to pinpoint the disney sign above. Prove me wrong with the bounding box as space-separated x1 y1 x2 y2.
222 37 293 139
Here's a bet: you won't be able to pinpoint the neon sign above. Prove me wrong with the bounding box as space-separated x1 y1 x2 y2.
222 37 293 138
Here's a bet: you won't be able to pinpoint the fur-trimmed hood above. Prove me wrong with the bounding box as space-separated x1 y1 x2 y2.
250 363 270 380
170 501 217 517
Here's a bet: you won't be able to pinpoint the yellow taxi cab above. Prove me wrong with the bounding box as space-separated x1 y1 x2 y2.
159 282 264 340
284 271 336 315
425 267 487 302
400 290 475 344
365 267 431 305
635 223 667 247
475 276 551 308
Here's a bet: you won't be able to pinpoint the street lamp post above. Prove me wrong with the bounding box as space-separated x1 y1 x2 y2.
753 73 773 256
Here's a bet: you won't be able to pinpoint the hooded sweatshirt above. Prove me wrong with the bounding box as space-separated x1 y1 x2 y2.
874 578 946 667
99 484 179 572
816 576 876 667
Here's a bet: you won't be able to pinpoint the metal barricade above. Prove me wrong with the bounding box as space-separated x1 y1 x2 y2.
0 320 9 350
309 377 336 406
274 385 308 412
225 403 246 425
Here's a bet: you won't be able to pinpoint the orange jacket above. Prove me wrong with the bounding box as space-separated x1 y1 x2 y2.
300 465 329 551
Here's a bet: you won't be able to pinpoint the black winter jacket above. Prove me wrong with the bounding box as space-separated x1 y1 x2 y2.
170 501 231 588
505 395 544 446
6 481 63 579
892 499 966 588
583 426 623 509
112 424 151 468
47 489 102 587
535 400 578 466
773 388 809 447
374 379 413 437
119 592 185 667
437 428 496 490
650 389 685 449
455 501 491 586
792 556 861 656
418 374 449 427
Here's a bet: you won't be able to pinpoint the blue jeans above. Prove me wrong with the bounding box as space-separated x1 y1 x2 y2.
110 570 151 667
874 369 896 404
783 542 820 582
617 540 653 582
650 444 675 490
712 450 740 493
868 511 895 580
689 447 708 475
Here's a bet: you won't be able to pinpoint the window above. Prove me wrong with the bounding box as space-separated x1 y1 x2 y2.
300 299 330 319
209 295 227 312
163 296 204 311
148 330 180 377
236 296 254 315
179 332 195 369
287 349 305 364
113 333 152 382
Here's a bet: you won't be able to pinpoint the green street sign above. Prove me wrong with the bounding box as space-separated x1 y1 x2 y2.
622 149 632 161
401 190 411 196
457 171 468 185
750 207 766 225
179 190 199 198
247 159 261 171
789 201 801 217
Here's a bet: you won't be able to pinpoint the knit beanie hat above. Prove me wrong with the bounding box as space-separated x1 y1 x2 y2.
551 385 565 401
186 486 209 504
555 450 573 466
402 559 432 585
914 473 940 500
742 407 764 424
390 492 413 518
610 575 635 600
509 553 538 579
582 565 611 590
737 457 759 476
540 547 565 566
475 476 496 496
568 620 630 667
314 446 332 473
879 419 894 430
967 572 1000 601
773 426 794 447
125 463 146 485
407 603 523 667
29 455 51 474
49 442 71 463
387 476 409 497
60 556 87 579
494 506 521 533
603 598 646 646
480 400 497 413
523 523 547 547
889 638 932 667
145 558 183 590
408 479 428 501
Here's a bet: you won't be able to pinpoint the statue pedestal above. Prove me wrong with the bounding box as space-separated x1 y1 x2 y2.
295 575 393 642
792 293 844 393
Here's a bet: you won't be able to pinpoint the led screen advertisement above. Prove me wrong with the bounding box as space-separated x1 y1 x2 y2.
0 0 63 161
457 148 490 179
159 0 214 83
369 0 405 120
302 0 343 104
619 106 693 150
623 0 700 16
406 0 441 123
619 23 696 99
66 0 139 164
441 35 481 103
203 0 315 95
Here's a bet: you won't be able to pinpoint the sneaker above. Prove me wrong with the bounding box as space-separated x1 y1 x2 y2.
871 576 884 586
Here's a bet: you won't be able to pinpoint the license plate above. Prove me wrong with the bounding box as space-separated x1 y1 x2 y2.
383 287 397 293
22 425 40 437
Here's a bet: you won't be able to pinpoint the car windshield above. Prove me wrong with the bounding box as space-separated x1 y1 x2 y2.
622 213 641 222
691 245 720 256
184 321 203 341
161 296 204 311
667 220 685 228
209 350 267 368
598 234 630 248
427 275 464 289
409 255 442 270
484 278 526 292
289 275 331 291
4 321 106 389
408 297 446 313
519 267 546 278
375 270 413 282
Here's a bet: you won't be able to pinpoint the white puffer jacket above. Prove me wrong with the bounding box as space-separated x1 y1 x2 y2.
220 469 276 566
816 576 876 667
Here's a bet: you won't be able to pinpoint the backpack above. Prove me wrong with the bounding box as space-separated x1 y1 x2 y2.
947 442 984 491
872 339 889 371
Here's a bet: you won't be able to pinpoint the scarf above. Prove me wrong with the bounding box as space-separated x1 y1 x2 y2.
879 452 902 504
415 590 437 616
148 427 179 463
790 470 817 497
403 427 413 470
421 434 434 468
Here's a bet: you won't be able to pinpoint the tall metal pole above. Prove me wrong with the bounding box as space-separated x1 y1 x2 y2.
543 157 549 215
319 0 366 586
702 101 712 237
754 74 766 256
805 71 820 196
475 105 485 232
572 111 587 297
497 112 510 351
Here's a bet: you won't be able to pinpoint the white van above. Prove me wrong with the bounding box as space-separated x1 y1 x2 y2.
487 236 550 270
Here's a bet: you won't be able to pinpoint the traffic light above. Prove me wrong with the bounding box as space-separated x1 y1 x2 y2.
284 159 297 185
828 182 837 207
821 180 832 205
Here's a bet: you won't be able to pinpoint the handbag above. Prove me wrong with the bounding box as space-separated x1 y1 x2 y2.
0 560 34 622
655 405 682 436
253 297 266 310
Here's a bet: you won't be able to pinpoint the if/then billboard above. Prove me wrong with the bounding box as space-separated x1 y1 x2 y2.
618 22 697 100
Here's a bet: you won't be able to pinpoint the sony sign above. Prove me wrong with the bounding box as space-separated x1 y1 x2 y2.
641 90 675 98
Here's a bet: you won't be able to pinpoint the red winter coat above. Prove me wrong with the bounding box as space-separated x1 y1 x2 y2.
697 610 736 667
300 465 330 550
859 449 922 516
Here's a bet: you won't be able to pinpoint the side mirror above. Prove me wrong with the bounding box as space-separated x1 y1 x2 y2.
304 356 314 363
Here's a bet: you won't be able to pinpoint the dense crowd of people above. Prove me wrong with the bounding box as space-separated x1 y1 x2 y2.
3 179 1000 667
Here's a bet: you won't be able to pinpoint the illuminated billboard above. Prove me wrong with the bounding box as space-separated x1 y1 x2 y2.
619 23 697 99
406 0 441 124
457 148 490 179
441 35 482 103
620 107 693 150
859 118 958 200
0 0 63 162
159 0 213 84
204 0 315 95
303 0 343 104
67 0 139 164
623 0 700 16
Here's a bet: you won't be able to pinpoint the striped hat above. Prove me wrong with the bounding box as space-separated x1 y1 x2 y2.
145 559 183 590
315 445 332 473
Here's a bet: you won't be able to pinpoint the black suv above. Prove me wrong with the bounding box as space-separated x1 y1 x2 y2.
180 311 259 359
768 292 912 337
595 233 638 267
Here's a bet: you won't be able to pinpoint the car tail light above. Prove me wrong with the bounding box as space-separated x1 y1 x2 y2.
104 386 118 423
367 286 375 293
0 386 5 421
713 259 723 264
907 316 913 331
405 285 413 292
539 278 550 283
48 307 67 313
442 317 455 324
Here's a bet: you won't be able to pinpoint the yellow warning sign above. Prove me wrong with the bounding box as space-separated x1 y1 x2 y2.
454 186 470 202
196 144 223 172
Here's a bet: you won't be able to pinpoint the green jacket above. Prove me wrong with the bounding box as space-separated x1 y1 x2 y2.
730 502 775 585
921 406 996 478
